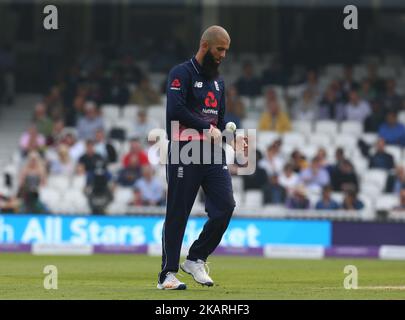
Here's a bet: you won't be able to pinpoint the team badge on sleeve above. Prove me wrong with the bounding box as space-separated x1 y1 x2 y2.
170 78 181 90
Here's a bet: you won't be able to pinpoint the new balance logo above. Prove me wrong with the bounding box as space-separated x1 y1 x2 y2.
178 167 184 178
214 81 220 91
223 165 228 170
194 81 203 88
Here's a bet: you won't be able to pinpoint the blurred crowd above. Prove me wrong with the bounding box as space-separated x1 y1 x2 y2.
226 62 405 211
1 49 405 215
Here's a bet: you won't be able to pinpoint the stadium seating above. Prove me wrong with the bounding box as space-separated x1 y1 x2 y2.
47 175 71 193
282 132 306 148
102 105 121 122
4 56 405 220
231 176 244 194
334 134 358 153
292 121 312 135
385 145 402 165
376 194 399 211
39 187 62 213
308 134 332 148
362 169 388 192
315 120 338 136
113 187 134 204
244 190 264 208
122 105 140 121
257 131 280 152
340 121 363 136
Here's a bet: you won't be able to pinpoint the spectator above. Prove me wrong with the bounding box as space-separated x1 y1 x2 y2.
292 89 319 121
132 165 165 206
0 193 19 213
393 188 405 211
341 189 364 210
224 85 245 129
262 174 287 205
369 138 395 170
315 147 328 168
367 64 385 94
60 131 85 163
258 97 291 132
122 138 149 168
385 166 405 194
94 129 118 163
242 150 268 190
130 109 159 144
19 124 46 157
234 61 262 97
19 190 48 214
78 140 105 173
44 85 64 120
299 156 330 193
48 144 75 176
18 151 47 202
344 89 371 122
359 79 377 102
364 99 385 133
286 185 310 209
33 102 53 139
129 76 161 107
116 154 142 187
85 158 113 214
329 79 345 102
47 118 65 146
331 159 359 192
318 85 345 120
76 101 104 141
340 65 359 102
258 141 284 177
302 69 321 101
67 94 86 126
380 79 403 112
293 69 321 101
378 110 405 146
327 147 346 177
279 163 300 196
315 185 340 210
289 149 308 173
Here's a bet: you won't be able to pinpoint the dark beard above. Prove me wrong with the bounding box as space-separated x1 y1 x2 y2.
201 50 219 80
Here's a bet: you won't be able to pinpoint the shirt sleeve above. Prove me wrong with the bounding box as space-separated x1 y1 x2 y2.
217 82 226 132
166 66 211 131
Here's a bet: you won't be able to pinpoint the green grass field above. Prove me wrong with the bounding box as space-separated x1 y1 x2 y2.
0 253 405 299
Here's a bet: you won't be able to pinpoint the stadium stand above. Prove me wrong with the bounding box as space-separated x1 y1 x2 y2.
1 50 405 222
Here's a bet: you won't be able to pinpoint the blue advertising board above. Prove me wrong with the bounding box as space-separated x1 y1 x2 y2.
0 214 331 247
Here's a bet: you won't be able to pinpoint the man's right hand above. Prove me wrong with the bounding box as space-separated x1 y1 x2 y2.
206 125 222 144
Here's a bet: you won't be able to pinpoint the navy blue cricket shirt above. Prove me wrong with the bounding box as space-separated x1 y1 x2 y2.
165 56 226 141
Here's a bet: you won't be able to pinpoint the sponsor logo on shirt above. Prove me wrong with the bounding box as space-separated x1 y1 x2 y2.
202 108 218 115
170 78 181 90
204 91 218 108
